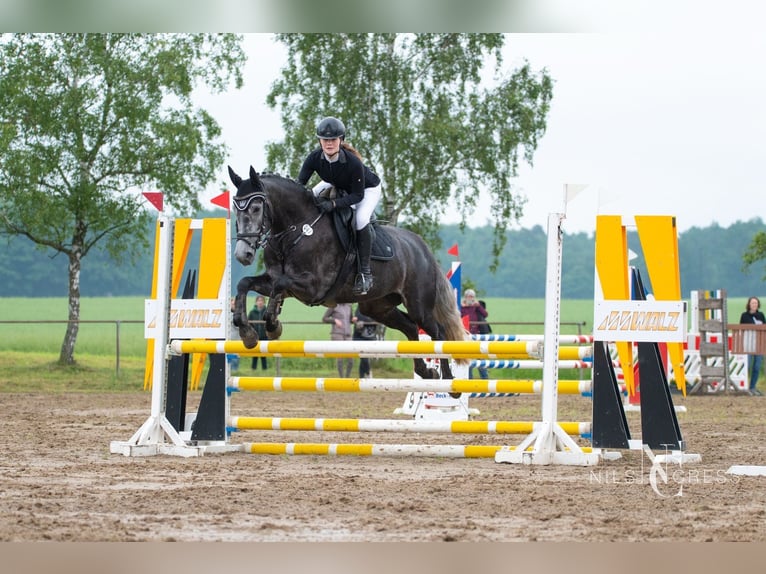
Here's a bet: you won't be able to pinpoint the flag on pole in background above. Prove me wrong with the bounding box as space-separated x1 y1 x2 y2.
142 192 163 212
564 184 589 205
447 243 459 257
211 190 230 216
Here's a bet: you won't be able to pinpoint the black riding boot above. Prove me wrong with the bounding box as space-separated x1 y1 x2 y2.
353 224 374 295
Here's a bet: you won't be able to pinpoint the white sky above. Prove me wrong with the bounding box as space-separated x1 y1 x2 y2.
198 22 766 235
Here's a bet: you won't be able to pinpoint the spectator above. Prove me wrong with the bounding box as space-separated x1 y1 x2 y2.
740 296 765 396
477 299 492 334
323 303 353 377
248 294 269 371
460 288 489 379
352 305 378 378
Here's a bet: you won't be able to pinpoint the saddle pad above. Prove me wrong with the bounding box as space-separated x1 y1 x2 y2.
332 209 395 261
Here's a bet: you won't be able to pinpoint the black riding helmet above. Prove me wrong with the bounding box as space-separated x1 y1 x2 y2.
316 116 346 140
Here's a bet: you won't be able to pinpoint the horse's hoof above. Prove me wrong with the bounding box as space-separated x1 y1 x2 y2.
266 323 282 340
240 328 259 349
449 392 462 399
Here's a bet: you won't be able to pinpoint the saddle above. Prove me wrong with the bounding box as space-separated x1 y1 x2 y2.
316 188 394 260
309 189 395 306
331 207 395 261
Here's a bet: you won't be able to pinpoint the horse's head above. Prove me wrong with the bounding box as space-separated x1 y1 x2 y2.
229 165 268 266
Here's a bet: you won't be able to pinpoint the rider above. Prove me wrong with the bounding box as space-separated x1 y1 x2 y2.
296 116 382 296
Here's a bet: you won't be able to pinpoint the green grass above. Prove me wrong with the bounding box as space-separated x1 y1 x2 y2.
0 351 147 392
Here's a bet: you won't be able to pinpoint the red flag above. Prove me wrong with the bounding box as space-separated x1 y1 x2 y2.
142 192 163 212
210 190 230 215
447 243 459 257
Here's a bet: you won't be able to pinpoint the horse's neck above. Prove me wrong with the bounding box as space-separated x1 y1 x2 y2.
268 187 315 231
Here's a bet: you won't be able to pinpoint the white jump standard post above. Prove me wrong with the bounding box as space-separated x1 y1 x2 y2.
110 216 205 457
495 213 600 466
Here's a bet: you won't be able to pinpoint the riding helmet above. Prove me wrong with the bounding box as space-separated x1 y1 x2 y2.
316 117 346 140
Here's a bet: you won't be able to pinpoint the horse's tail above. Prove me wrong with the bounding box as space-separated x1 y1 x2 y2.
432 271 470 343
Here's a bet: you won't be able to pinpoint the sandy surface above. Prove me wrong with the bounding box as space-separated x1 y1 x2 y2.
1 389 765 542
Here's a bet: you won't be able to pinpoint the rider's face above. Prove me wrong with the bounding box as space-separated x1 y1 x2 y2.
320 137 341 158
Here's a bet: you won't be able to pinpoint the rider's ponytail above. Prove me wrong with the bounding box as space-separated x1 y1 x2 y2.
341 142 363 161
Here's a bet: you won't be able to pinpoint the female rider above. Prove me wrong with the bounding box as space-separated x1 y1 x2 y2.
296 117 381 296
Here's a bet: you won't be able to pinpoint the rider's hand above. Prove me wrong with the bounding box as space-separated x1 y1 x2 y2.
318 198 335 213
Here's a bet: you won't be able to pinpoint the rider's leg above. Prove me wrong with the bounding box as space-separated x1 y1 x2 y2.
352 184 381 295
354 224 373 295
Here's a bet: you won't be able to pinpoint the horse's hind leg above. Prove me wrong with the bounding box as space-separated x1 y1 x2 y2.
359 299 440 380
405 315 456 381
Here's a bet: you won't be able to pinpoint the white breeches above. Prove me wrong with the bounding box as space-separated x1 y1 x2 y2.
313 181 382 230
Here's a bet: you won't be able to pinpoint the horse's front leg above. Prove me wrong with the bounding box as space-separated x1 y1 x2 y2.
234 274 275 348
264 293 284 339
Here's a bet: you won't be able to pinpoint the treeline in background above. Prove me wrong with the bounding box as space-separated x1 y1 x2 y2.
2 215 764 299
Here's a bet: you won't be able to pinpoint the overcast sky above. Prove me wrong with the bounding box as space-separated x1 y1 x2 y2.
197 19 766 235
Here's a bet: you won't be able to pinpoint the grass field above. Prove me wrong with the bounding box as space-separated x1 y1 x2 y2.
0 295 749 392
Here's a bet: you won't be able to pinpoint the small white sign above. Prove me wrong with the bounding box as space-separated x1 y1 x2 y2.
593 300 686 343
145 298 228 339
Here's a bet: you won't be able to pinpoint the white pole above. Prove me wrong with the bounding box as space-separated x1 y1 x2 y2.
149 215 173 423
496 212 600 465
111 215 204 456
539 212 564 428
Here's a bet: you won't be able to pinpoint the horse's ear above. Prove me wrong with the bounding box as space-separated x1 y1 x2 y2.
249 166 264 192
228 166 242 189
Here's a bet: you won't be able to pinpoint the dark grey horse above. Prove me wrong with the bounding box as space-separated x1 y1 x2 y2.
229 166 467 379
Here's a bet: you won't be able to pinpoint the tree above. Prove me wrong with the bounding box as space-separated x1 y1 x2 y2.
265 33 553 270
743 229 766 281
0 33 245 364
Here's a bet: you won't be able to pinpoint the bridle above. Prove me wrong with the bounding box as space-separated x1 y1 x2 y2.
234 191 325 259
234 192 270 252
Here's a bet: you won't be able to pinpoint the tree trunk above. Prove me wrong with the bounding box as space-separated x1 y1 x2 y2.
59 246 82 365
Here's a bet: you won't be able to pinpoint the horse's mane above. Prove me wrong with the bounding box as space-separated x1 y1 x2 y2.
259 171 315 204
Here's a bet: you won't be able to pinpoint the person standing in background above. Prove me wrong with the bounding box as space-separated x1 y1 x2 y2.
248 294 269 371
460 288 489 379
352 304 377 378
740 296 765 396
477 300 491 335
323 303 353 377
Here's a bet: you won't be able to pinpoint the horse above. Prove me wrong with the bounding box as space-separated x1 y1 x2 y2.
228 166 468 380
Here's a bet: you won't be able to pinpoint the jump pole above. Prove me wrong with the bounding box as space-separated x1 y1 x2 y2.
228 376 592 395
495 212 601 466
240 442 598 458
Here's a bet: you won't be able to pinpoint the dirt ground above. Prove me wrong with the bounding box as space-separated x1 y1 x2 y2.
1 388 765 543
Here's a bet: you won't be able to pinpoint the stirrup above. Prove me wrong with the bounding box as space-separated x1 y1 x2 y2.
353 273 373 295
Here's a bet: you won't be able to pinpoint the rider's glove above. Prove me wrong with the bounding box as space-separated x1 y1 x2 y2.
318 198 335 213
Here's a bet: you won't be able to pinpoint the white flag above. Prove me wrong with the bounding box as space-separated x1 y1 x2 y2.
564 184 589 204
